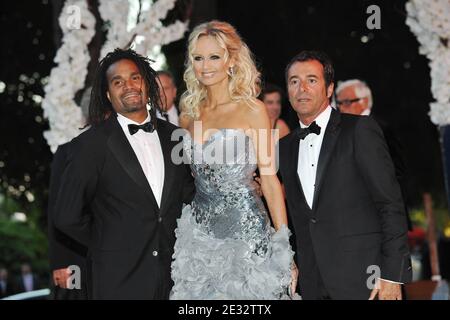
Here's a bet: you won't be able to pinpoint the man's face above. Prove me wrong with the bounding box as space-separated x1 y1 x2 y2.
336 85 368 115
157 74 177 111
287 60 333 122
263 92 282 120
21 264 31 274
106 59 148 116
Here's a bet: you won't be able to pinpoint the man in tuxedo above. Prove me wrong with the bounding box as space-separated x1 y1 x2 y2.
0 268 14 298
48 142 90 299
335 79 412 230
14 264 41 293
54 48 195 299
156 71 179 126
279 51 412 300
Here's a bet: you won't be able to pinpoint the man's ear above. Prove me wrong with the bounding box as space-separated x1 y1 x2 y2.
106 91 111 102
327 82 334 99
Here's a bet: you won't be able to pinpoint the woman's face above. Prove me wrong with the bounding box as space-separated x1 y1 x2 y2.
191 35 231 87
263 91 282 120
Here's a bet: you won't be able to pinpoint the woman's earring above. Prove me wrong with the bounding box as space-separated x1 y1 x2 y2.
228 67 234 77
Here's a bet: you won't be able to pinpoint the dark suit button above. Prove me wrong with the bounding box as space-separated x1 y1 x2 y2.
152 250 158 257
158 216 162 222
310 218 317 224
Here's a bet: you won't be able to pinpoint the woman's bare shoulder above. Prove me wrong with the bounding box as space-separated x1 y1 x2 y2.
242 99 270 128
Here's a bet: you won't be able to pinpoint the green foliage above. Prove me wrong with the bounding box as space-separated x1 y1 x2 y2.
0 216 48 271
0 195 48 276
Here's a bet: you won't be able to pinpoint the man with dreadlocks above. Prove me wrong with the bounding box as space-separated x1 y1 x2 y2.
54 48 195 299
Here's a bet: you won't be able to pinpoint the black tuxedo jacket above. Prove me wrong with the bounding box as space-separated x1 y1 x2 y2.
13 275 41 293
0 280 14 298
279 109 412 299
371 115 412 230
48 142 90 299
54 116 195 299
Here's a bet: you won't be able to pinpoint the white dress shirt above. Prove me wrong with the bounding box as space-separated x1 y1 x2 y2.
23 274 34 292
0 279 7 294
157 105 179 126
117 113 165 207
297 105 332 209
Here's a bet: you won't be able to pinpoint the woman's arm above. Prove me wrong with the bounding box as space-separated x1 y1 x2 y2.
247 100 288 230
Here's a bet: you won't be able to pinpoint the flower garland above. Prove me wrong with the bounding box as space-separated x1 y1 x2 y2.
406 0 450 126
98 0 131 60
43 0 188 152
99 0 188 58
131 0 188 56
41 0 95 153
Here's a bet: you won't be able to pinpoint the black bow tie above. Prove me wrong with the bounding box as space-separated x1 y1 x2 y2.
161 112 169 121
128 122 154 135
297 121 321 140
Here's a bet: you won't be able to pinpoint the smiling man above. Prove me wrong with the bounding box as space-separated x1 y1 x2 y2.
53 49 195 299
278 50 412 300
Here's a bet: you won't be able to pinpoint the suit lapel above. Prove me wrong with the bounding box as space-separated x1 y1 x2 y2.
106 116 159 212
289 128 310 212
312 108 341 211
157 120 175 215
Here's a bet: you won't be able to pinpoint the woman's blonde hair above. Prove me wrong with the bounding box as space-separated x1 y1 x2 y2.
180 20 261 119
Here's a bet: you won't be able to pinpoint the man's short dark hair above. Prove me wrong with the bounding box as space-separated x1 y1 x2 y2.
259 83 284 101
285 50 335 89
156 70 176 85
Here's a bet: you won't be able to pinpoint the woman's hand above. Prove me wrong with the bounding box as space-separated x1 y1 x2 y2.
290 262 299 296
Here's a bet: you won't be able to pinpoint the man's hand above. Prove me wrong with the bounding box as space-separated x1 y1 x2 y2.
53 268 71 289
369 279 402 300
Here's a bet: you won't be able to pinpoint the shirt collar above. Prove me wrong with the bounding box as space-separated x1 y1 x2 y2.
167 105 177 116
299 105 332 129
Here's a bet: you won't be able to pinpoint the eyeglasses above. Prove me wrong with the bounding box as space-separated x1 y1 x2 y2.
335 97 366 107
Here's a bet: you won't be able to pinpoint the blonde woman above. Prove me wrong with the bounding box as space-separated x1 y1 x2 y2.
170 21 298 299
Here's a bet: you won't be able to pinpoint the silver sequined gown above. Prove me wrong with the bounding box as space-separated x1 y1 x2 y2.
170 129 294 300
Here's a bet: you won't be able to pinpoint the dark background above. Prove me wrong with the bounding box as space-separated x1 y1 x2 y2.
0 0 448 280
1 0 445 211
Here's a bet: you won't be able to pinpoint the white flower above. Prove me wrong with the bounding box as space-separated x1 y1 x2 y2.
43 0 188 152
42 0 95 152
406 0 450 126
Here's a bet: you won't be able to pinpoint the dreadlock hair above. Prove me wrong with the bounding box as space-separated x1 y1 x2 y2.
88 48 163 127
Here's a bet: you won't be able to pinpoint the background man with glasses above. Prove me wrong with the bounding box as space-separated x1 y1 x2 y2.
335 79 372 116
335 79 412 231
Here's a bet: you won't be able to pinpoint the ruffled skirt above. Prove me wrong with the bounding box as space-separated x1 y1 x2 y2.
170 205 294 300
